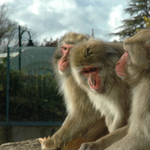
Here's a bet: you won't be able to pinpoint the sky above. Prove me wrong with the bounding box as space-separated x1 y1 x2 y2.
0 0 130 45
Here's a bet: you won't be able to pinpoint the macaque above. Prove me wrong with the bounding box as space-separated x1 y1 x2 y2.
40 33 108 150
101 29 150 150
69 39 131 150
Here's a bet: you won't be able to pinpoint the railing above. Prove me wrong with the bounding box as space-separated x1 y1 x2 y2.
0 47 65 127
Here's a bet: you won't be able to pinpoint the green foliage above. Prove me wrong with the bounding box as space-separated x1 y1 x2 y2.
0 63 7 121
0 63 66 122
110 0 150 40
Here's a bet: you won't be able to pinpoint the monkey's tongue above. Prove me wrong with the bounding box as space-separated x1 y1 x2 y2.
89 74 102 91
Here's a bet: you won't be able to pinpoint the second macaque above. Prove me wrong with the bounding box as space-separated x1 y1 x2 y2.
70 39 131 150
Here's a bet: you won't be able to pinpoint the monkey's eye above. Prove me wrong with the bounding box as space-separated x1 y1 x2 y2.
61 47 67 50
82 70 89 74
90 67 98 72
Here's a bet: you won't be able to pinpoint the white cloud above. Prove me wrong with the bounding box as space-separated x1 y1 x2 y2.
85 5 93 12
3 0 128 44
108 4 124 31
108 4 129 41
18 20 26 26
47 0 77 13
28 0 44 15
0 0 13 5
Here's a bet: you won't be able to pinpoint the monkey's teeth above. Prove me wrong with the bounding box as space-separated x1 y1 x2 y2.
91 81 95 86
91 77 96 85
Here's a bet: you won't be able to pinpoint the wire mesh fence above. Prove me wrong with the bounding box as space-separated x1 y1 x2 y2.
0 47 66 125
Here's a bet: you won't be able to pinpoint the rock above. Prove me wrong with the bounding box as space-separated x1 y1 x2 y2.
0 138 41 150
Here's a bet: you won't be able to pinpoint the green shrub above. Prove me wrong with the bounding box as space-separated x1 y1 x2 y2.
0 63 66 122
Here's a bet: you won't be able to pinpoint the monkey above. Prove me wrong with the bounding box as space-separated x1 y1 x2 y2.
97 28 150 150
77 29 150 150
39 32 108 150
69 39 131 150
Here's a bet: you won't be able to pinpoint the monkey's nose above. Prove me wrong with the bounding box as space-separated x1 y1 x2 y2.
116 62 120 65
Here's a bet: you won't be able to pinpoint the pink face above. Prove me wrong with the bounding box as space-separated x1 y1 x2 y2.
58 44 74 72
82 67 102 92
115 51 129 77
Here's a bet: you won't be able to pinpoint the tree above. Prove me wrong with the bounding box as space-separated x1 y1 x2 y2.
110 0 150 40
0 5 35 47
41 38 58 47
0 5 18 47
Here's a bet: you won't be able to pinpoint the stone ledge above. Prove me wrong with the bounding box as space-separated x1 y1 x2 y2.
0 138 41 150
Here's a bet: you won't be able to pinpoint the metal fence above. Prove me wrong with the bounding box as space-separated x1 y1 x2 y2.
0 47 65 126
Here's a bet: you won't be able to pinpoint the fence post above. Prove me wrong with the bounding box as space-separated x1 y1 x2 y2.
6 47 10 124
18 25 21 71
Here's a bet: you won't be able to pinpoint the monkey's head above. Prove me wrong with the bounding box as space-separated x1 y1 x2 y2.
53 32 89 76
70 39 122 93
115 29 150 84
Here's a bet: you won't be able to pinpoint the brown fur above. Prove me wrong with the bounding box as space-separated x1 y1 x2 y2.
80 29 150 150
40 33 108 150
103 29 150 150
70 39 131 150
62 118 108 150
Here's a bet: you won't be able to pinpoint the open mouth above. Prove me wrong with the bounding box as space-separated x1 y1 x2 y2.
89 82 102 92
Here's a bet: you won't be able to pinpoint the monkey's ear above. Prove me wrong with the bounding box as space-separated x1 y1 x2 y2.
145 40 150 59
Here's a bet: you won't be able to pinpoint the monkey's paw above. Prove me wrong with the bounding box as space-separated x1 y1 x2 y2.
39 136 50 144
39 136 51 150
39 136 58 150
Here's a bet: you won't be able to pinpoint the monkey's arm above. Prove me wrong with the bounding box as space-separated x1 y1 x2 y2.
79 125 129 150
62 118 108 150
41 114 106 150
105 134 140 150
105 128 150 150
41 85 105 150
105 83 150 150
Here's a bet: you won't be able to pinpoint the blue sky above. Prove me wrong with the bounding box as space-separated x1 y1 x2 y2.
0 0 130 44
